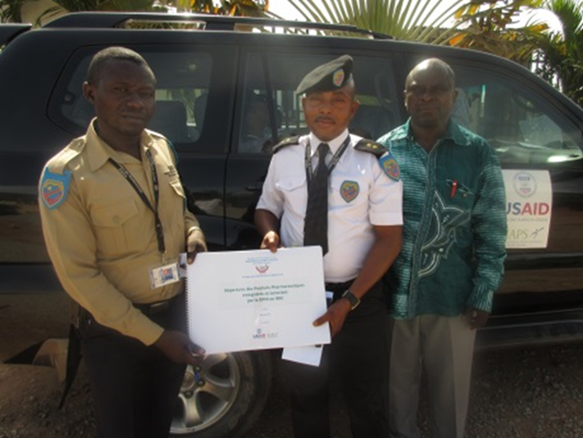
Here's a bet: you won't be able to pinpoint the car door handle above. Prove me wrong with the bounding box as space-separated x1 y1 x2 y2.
245 181 264 192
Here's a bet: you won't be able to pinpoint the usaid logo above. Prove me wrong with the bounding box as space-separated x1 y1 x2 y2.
252 328 278 340
513 172 537 198
252 328 266 339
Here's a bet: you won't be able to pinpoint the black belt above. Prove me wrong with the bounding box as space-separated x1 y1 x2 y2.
134 293 182 315
325 279 355 295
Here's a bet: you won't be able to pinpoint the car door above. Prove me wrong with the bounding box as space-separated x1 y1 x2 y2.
441 57 583 306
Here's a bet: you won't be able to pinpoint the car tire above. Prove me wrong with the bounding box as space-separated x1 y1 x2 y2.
170 350 273 438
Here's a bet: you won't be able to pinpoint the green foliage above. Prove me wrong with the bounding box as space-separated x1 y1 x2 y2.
287 0 469 43
534 0 583 106
1 0 269 25
447 0 548 65
0 0 25 22
32 0 162 25
175 0 269 16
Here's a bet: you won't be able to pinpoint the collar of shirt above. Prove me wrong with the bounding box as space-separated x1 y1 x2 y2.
308 128 351 157
85 117 156 172
395 118 472 148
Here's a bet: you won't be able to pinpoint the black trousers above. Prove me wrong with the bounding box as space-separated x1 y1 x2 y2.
281 281 390 438
78 294 187 438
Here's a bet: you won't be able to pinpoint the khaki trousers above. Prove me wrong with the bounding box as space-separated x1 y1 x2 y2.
388 315 476 438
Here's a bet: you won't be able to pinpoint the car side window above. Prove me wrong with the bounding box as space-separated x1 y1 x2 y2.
238 52 400 154
452 66 583 166
51 48 216 148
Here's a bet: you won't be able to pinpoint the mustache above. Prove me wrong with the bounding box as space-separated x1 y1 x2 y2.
121 111 148 118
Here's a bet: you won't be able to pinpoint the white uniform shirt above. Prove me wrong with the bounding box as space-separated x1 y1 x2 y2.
257 129 403 283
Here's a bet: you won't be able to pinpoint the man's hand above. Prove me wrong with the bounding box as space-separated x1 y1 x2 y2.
463 307 489 330
154 330 205 366
313 299 351 338
187 228 207 264
260 231 280 253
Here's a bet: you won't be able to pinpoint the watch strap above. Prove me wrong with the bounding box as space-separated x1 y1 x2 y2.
341 289 361 310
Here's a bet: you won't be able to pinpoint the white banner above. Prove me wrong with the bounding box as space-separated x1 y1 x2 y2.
186 246 330 355
503 170 552 249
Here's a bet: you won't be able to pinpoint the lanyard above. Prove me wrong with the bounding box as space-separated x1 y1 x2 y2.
304 136 351 187
108 149 166 257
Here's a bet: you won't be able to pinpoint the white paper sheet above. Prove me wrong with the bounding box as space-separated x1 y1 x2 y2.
186 247 331 355
282 344 324 367
503 170 552 248
281 291 334 366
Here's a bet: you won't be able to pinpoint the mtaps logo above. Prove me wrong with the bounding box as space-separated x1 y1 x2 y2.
255 265 269 274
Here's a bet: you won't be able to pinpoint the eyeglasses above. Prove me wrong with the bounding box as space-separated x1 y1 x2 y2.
405 84 453 98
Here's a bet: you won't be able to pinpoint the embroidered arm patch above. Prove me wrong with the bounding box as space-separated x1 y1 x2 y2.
379 151 400 182
41 168 71 210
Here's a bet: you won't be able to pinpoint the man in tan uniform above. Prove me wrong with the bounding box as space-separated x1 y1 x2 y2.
39 46 205 438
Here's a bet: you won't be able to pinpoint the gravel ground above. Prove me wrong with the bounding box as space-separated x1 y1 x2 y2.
466 343 583 438
1 293 583 437
244 343 583 438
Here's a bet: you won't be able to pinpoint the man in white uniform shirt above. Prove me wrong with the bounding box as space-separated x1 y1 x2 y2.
255 55 403 438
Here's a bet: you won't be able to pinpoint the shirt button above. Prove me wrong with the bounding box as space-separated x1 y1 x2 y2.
113 215 120 224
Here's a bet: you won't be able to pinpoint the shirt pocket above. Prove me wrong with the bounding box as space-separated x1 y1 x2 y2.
169 179 185 198
90 199 145 257
276 175 307 210
445 178 475 209
168 178 187 210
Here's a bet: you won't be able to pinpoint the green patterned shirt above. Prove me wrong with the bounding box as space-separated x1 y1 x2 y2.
378 119 507 318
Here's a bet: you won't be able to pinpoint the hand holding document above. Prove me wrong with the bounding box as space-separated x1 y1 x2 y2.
186 246 331 362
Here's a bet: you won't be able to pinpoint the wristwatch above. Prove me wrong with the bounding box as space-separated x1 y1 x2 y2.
341 289 361 310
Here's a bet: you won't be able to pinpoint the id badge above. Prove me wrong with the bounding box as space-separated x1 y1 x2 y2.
149 261 180 289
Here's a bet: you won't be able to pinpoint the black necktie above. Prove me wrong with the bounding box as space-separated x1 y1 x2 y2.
304 143 330 255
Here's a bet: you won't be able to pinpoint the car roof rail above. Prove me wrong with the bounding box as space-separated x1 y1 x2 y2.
42 12 393 39
0 24 33 47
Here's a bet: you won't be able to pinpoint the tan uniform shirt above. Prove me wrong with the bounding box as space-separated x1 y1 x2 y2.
39 119 198 345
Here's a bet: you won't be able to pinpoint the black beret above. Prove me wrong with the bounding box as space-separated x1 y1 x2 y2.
295 54 353 96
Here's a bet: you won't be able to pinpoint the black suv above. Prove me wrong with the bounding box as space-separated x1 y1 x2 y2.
1 12 583 437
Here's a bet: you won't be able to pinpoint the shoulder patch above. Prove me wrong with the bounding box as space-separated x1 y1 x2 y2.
379 150 400 182
354 139 387 158
272 136 300 154
41 168 71 210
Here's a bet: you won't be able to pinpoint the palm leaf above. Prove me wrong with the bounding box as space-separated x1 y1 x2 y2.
288 0 470 43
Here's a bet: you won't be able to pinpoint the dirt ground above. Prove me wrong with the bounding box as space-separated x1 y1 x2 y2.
2 292 583 438
0 293 96 437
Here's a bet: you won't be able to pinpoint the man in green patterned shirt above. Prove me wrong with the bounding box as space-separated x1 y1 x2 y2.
377 58 507 438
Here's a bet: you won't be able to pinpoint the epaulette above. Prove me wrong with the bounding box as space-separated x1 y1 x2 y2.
272 136 301 154
354 139 387 158
150 131 179 165
355 139 400 182
47 138 86 175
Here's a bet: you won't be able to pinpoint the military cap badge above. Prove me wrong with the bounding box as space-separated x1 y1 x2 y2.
295 54 353 95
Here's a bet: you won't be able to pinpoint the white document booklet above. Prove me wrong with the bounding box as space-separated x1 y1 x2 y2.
186 246 331 355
